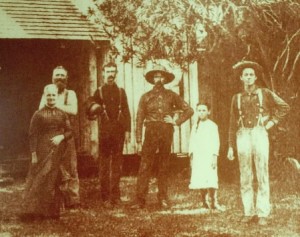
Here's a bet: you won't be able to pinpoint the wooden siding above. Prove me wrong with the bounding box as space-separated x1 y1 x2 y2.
0 0 106 40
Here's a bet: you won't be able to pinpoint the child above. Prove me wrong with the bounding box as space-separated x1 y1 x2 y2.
189 102 220 209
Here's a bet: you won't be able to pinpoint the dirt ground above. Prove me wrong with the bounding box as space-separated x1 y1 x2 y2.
0 160 300 237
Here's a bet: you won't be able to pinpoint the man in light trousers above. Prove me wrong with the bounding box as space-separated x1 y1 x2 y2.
227 61 290 225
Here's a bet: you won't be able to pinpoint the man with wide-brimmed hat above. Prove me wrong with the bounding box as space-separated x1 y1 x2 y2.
131 64 194 209
227 60 290 225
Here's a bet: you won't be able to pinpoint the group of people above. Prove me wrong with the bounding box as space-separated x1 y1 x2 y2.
20 60 290 227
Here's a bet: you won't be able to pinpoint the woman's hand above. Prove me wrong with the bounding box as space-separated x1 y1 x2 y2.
31 152 38 164
212 155 218 169
51 135 65 146
227 147 235 161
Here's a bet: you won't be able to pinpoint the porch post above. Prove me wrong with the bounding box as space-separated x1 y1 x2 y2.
88 46 99 158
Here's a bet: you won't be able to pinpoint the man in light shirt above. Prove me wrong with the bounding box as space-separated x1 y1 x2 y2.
39 66 80 209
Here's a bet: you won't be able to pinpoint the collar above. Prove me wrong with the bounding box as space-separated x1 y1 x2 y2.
103 82 118 89
242 86 260 96
153 84 165 92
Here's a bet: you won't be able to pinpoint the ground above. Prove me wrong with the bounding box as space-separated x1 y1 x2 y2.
0 159 300 237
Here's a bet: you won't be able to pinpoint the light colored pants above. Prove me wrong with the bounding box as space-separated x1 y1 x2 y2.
236 126 270 217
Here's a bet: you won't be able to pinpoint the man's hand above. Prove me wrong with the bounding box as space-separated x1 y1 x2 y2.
136 142 142 155
31 152 38 164
265 120 275 130
51 135 65 146
227 147 235 161
125 131 131 143
164 115 176 125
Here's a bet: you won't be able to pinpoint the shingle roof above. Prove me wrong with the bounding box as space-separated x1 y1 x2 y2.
0 0 107 40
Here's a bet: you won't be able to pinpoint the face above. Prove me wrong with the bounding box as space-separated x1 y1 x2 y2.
52 68 68 92
45 86 58 107
153 72 165 85
103 66 117 85
196 104 210 120
240 68 257 86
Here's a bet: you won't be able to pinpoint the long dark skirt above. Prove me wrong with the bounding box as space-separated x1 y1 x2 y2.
21 145 65 219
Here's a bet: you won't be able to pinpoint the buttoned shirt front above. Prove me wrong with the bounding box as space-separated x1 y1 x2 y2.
136 84 194 143
228 87 290 147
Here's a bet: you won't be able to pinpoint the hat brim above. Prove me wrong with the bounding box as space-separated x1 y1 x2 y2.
232 61 263 74
145 70 175 84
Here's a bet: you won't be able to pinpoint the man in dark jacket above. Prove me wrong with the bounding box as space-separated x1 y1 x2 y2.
86 62 131 207
132 64 194 209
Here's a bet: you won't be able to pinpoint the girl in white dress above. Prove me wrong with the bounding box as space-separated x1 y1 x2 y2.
189 102 220 209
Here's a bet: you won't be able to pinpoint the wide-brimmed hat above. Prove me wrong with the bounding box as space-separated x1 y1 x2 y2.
145 64 175 84
232 60 263 75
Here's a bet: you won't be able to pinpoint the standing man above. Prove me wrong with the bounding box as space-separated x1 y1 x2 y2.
131 64 194 209
227 61 290 225
86 62 131 207
39 66 80 209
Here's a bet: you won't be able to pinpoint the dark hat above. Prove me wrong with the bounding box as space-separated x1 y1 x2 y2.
86 103 101 121
145 64 175 84
232 60 263 74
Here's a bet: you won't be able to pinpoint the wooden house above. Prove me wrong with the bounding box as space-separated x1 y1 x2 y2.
0 0 199 164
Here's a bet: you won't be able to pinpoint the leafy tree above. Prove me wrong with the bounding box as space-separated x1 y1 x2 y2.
90 0 299 95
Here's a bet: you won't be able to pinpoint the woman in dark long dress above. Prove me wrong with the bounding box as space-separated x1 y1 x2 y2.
20 84 73 220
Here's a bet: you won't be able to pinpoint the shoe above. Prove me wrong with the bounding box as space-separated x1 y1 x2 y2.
65 203 81 210
258 217 268 226
159 199 170 209
201 202 210 209
111 199 122 207
240 216 257 223
102 200 112 209
130 202 145 209
211 203 226 212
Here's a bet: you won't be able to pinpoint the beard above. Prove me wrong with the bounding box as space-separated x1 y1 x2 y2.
154 80 164 86
56 81 67 93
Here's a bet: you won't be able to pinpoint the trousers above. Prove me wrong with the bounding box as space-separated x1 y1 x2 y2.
99 131 125 202
136 122 174 203
236 126 270 217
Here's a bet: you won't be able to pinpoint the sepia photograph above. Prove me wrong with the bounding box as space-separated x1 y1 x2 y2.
0 0 299 236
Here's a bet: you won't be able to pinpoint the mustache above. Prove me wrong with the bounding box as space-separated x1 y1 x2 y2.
155 81 163 85
107 76 115 80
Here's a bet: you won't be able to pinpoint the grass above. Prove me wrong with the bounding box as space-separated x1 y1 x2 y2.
0 159 300 237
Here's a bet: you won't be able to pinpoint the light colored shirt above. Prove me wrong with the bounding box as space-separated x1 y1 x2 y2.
39 89 78 115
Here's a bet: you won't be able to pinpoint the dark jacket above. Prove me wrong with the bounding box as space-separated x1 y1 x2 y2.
86 83 131 133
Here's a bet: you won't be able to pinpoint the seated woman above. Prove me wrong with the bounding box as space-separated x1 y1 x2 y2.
20 84 73 221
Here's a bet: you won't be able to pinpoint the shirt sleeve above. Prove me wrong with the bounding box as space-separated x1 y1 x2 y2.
57 90 78 115
173 93 194 125
29 111 40 153
121 88 131 132
136 95 146 143
63 112 73 140
188 124 196 155
266 89 290 124
212 123 220 156
228 94 238 148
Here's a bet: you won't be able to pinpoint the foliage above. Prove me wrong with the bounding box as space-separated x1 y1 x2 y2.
90 0 299 92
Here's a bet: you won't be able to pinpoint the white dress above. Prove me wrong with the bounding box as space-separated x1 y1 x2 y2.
189 119 220 189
